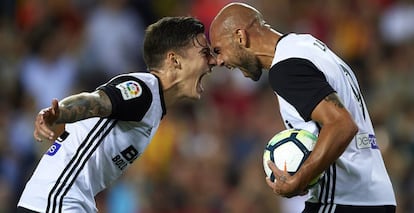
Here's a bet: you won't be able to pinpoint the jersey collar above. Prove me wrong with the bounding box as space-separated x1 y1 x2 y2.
152 74 167 119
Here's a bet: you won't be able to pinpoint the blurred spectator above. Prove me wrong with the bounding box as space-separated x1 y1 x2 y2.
80 0 146 85
380 0 414 45
6 96 38 210
19 16 79 110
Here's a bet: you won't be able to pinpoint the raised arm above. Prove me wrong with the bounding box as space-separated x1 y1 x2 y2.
56 90 112 123
34 90 112 142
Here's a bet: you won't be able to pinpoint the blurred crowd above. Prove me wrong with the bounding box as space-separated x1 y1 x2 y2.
1 0 414 212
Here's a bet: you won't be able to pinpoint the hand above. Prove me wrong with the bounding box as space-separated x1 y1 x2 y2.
33 99 65 143
265 160 308 198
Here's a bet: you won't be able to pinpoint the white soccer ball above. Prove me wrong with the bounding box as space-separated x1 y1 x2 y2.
263 129 321 187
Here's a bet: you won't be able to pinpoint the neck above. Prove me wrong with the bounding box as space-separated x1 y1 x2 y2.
254 29 282 70
150 70 181 108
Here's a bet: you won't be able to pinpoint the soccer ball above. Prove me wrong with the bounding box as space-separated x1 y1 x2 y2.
263 129 321 187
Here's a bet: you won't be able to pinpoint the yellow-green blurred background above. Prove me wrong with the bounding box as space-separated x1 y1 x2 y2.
1 0 414 212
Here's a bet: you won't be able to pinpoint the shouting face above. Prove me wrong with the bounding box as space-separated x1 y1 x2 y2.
176 33 217 99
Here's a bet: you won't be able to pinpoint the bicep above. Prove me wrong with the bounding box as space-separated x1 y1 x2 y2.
311 92 357 134
57 90 112 123
90 90 113 116
311 93 347 124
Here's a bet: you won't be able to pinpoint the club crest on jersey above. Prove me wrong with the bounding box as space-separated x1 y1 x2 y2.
116 81 142 100
46 142 61 156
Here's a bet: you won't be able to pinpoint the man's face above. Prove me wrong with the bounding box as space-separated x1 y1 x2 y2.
177 33 216 99
210 30 262 81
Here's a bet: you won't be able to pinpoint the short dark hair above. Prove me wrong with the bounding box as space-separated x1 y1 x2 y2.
143 16 205 70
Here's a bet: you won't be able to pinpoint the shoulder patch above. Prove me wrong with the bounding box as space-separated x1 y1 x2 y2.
116 80 143 100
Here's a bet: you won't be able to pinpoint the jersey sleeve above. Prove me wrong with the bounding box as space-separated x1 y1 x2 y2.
268 58 335 121
97 75 153 122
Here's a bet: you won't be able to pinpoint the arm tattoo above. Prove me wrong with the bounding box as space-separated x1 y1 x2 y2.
324 93 344 109
56 92 112 123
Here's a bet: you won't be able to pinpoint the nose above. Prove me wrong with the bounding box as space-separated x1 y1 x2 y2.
215 55 225 66
208 54 217 66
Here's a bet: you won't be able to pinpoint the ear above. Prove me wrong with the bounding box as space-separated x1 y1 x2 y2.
167 52 181 69
235 29 248 47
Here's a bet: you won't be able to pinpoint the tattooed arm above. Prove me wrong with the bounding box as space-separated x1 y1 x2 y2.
267 92 358 197
56 90 112 123
33 90 112 142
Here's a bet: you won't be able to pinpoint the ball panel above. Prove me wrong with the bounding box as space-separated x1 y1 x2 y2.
267 129 295 146
263 129 322 187
272 142 305 172
296 130 318 151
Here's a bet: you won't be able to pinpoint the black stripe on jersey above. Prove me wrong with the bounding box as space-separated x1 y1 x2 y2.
98 75 153 122
328 164 337 212
46 119 104 213
322 166 331 211
46 119 117 213
268 58 335 121
318 172 325 204
318 163 337 213
58 120 117 212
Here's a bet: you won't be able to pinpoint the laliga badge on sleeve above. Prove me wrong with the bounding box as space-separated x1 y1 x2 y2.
116 81 142 100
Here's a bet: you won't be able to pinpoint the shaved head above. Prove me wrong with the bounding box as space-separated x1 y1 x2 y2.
210 2 263 36
209 2 280 81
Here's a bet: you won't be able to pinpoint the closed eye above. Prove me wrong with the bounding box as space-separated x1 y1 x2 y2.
213 47 221 55
200 48 211 56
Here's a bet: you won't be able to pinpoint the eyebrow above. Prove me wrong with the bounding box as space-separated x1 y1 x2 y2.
199 46 209 52
194 35 207 47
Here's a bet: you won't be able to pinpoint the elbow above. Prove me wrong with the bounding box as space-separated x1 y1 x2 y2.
349 118 359 137
351 122 358 136
343 117 358 144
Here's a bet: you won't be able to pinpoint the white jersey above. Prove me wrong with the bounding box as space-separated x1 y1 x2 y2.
269 34 396 207
18 72 166 213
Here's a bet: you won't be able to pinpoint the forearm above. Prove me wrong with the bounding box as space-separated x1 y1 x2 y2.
295 120 357 190
56 91 112 124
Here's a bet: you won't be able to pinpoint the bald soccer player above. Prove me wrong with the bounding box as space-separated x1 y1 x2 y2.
209 2 396 213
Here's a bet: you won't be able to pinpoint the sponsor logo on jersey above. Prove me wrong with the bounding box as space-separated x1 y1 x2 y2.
356 133 378 149
116 81 142 100
46 142 61 156
112 145 140 171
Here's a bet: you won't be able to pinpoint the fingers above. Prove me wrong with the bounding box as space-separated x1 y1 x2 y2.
266 160 296 197
43 99 59 124
266 176 287 197
33 111 55 142
33 129 43 142
265 176 275 188
51 99 59 116
267 160 284 178
299 190 309 196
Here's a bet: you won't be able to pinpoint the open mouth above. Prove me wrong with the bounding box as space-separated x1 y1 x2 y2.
197 69 212 94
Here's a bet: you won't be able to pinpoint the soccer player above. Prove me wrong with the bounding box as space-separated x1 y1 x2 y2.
209 2 397 213
17 16 216 213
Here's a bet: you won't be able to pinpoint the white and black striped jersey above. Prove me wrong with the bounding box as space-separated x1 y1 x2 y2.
269 34 396 208
18 72 166 213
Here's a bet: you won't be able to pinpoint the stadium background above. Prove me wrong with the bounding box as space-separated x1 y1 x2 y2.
1 0 414 212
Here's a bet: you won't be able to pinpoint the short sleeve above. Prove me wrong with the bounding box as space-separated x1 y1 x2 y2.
268 58 335 121
97 75 153 122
